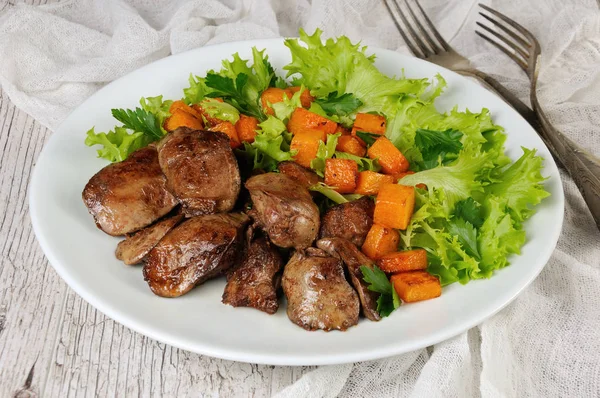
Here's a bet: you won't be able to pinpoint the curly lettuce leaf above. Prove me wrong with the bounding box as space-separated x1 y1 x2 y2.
334 151 381 172
485 147 550 223
183 74 213 105
399 147 495 212
139 95 173 132
237 115 295 171
310 133 341 177
84 127 149 162
272 88 303 122
477 196 526 276
86 95 172 162
400 147 549 285
284 29 430 117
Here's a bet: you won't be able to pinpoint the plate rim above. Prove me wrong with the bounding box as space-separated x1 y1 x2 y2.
28 37 565 366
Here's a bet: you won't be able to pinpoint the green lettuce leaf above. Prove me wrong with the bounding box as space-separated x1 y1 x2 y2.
271 88 303 122
284 29 430 117
399 146 495 212
477 196 526 277
309 182 349 204
485 147 550 223
139 95 173 132
334 151 381 172
183 74 213 105
84 127 149 162
237 115 295 172
199 98 240 124
310 133 341 177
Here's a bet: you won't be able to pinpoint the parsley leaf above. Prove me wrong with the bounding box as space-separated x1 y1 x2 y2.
111 107 163 140
446 218 481 259
360 265 401 317
205 72 263 119
355 131 380 147
414 128 463 170
314 92 363 115
454 198 484 228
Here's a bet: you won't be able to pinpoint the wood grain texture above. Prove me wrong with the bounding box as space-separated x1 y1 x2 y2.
0 1 312 396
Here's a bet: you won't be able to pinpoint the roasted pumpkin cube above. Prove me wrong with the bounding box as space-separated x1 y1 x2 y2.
367 137 410 175
377 249 428 273
390 271 441 303
324 158 359 194
354 113 386 135
210 121 240 149
290 128 324 168
288 108 338 136
336 135 367 157
374 183 415 230
169 100 203 119
163 109 204 132
235 114 259 143
361 223 400 259
355 171 395 196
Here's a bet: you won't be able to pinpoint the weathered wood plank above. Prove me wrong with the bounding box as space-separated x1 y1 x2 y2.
0 87 67 398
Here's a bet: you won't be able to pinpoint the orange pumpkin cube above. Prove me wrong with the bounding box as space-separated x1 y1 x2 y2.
374 183 415 230
354 113 386 135
290 128 324 168
354 171 395 196
288 108 338 136
367 137 410 175
235 114 259 143
210 121 240 149
169 100 203 119
361 223 400 260
390 271 441 303
324 158 359 194
377 249 428 273
163 109 204 132
336 135 367 157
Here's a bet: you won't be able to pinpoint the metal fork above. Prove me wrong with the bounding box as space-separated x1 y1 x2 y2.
383 0 540 129
476 4 600 230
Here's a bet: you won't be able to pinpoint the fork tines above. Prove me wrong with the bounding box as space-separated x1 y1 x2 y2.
384 0 450 58
476 4 538 72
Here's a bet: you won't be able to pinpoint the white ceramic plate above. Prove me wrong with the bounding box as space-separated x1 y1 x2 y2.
29 39 564 366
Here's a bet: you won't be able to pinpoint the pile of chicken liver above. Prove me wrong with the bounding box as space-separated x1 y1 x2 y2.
83 127 379 331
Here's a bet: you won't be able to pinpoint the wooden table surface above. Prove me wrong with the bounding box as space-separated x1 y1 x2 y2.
0 1 313 397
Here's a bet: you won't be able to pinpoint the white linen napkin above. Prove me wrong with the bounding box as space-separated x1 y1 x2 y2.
2 1 599 396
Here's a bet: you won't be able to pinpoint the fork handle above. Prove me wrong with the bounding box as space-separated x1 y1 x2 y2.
531 100 600 230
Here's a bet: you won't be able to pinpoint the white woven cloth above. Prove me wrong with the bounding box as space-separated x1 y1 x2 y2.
2 0 599 396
